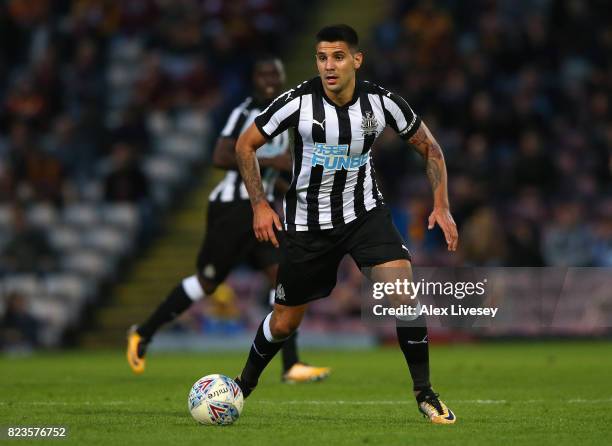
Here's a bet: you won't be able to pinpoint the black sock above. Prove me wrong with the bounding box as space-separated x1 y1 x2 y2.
396 315 431 391
281 331 299 372
240 318 287 387
137 284 194 340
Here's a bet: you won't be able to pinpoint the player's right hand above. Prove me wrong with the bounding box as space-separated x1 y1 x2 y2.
253 201 282 248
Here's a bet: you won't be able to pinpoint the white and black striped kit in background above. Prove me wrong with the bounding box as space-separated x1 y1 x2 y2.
208 97 289 203
255 77 421 231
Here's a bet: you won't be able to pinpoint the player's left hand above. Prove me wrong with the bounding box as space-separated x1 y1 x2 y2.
428 207 458 251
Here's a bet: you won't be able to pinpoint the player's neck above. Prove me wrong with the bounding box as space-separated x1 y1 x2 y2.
322 77 356 107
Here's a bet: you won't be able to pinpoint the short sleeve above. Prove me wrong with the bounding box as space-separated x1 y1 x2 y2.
255 88 301 139
381 90 421 139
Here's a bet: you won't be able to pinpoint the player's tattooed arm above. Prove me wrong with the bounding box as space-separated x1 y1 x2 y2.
407 121 459 251
408 122 446 203
236 123 283 247
236 125 267 206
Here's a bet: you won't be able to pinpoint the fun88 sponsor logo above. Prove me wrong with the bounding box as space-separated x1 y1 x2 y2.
311 143 368 171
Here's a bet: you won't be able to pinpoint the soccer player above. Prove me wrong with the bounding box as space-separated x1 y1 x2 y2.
233 25 459 424
126 57 331 384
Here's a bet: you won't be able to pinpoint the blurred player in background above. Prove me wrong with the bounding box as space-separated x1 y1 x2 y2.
127 57 330 383
234 25 458 424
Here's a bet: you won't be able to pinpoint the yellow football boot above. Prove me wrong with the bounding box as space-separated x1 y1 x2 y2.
282 363 331 383
126 325 148 375
417 389 457 424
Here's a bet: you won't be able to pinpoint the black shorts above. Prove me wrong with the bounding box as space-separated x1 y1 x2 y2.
196 201 278 283
274 206 411 306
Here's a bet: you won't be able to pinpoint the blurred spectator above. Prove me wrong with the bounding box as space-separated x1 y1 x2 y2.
0 161 14 202
70 0 120 37
15 147 65 204
512 130 558 193
44 115 88 180
134 53 173 110
103 142 148 203
1 203 57 273
460 207 507 266
4 76 49 128
1 292 42 351
31 47 63 119
542 202 595 267
64 39 105 112
110 104 149 154
505 218 544 267
592 217 612 267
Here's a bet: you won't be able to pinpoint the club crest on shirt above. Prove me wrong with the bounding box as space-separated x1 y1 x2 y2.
275 283 286 301
361 111 379 136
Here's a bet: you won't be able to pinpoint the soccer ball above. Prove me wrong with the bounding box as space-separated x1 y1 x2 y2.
188 374 244 425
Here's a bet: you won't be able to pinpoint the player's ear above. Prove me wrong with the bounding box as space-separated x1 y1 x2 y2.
353 51 363 70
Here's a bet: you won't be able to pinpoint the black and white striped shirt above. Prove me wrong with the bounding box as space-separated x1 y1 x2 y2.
254 77 421 231
209 97 289 203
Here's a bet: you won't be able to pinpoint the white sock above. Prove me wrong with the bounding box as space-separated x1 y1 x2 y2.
181 275 205 302
262 312 287 343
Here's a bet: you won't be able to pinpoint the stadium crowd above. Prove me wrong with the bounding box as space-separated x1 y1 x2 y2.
0 0 309 349
367 0 611 268
1 0 610 348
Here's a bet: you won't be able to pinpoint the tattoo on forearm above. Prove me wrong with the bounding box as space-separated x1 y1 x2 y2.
426 158 442 191
237 152 265 206
408 123 445 192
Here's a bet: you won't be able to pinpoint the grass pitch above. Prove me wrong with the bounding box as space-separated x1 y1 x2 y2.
1 342 611 445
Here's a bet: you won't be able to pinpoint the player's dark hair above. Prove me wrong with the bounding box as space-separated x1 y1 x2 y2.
316 24 359 50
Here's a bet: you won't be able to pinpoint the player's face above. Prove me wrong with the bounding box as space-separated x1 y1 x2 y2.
253 60 286 100
316 41 362 94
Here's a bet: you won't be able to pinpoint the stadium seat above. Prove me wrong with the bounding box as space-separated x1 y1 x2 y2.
28 298 71 345
80 180 104 202
156 133 202 161
62 250 114 280
107 65 134 89
48 225 83 252
83 225 132 256
27 203 58 228
102 204 140 231
149 183 171 207
143 156 183 185
176 111 210 136
45 273 93 302
2 274 43 296
147 112 172 137
108 35 143 62
63 204 100 227
0 205 11 227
